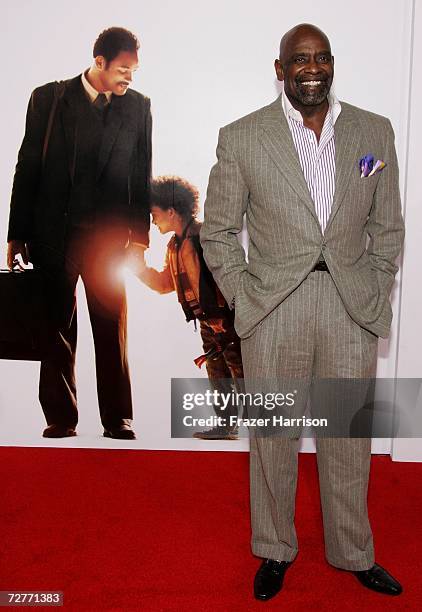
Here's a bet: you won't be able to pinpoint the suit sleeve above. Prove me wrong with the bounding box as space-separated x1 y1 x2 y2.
366 119 405 301
200 127 249 308
7 85 53 241
130 96 152 248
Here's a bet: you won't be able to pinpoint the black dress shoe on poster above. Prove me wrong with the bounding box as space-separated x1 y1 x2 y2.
254 558 291 601
103 424 136 440
353 563 402 595
43 424 77 438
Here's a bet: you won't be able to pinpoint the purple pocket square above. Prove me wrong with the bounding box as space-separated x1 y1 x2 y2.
359 154 386 178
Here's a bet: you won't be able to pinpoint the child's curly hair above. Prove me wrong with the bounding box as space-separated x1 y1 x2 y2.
151 176 200 221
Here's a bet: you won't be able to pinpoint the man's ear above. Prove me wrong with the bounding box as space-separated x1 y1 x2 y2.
274 59 284 82
95 55 106 71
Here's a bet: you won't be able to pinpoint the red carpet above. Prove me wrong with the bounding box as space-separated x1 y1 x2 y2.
1 449 421 611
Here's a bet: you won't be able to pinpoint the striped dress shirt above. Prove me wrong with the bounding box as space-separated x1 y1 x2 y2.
281 89 342 234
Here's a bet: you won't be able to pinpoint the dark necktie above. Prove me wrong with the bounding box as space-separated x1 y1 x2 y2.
93 93 107 111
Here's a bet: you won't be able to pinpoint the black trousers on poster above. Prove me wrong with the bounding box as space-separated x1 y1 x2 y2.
37 225 133 429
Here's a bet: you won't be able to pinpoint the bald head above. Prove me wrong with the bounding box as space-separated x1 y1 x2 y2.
279 23 331 63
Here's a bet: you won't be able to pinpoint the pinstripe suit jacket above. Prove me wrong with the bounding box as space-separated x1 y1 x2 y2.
200 94 405 340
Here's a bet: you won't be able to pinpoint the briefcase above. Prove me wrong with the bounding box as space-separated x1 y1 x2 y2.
0 268 53 360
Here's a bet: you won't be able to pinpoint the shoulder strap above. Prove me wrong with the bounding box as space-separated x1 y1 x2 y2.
42 80 66 168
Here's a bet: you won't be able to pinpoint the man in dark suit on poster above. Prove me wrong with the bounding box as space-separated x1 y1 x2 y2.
7 27 152 440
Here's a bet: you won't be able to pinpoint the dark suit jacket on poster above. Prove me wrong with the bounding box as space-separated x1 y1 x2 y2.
200 95 405 340
8 74 152 263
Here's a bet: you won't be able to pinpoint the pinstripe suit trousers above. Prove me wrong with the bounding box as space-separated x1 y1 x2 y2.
241 268 378 570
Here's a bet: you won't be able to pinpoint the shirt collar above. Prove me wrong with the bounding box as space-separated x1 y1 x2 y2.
281 86 341 126
81 70 112 103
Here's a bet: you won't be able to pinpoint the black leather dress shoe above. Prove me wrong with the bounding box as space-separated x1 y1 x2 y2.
103 424 136 440
43 424 77 438
353 563 402 595
254 559 291 601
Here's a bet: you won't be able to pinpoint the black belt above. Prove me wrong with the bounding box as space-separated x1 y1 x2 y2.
312 260 330 273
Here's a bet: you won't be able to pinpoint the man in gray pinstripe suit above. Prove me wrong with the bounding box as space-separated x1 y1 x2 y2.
200 23 405 600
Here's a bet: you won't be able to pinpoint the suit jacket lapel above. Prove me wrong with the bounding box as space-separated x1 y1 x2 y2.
96 95 123 180
325 103 360 233
259 96 320 225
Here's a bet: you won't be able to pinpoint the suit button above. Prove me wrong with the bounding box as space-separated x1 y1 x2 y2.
321 244 326 250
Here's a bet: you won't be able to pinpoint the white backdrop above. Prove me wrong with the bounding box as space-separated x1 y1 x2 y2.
0 0 418 457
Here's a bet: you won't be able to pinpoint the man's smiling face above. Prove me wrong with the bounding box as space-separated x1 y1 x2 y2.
275 27 334 108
